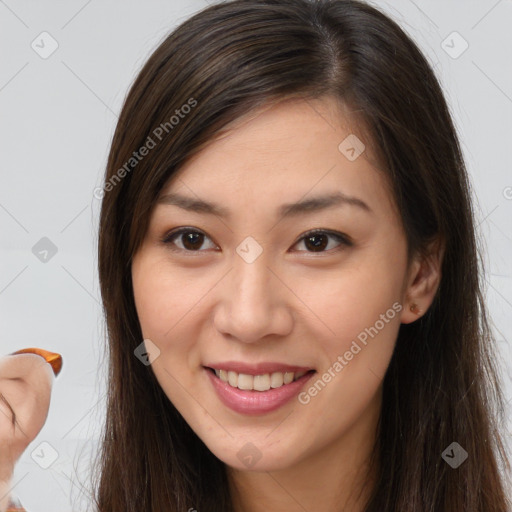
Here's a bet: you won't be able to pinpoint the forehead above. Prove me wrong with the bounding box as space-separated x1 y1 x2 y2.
158 97 396 220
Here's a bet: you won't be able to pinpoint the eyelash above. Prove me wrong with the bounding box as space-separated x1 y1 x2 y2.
160 227 353 255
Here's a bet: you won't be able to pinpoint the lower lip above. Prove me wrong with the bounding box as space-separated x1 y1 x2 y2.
205 368 316 415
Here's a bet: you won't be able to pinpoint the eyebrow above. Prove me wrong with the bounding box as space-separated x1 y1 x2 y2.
157 191 372 219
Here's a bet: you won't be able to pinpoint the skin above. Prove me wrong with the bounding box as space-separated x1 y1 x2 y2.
131 96 443 512
0 354 54 511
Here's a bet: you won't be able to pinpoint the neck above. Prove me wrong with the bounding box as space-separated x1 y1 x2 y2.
227 388 381 512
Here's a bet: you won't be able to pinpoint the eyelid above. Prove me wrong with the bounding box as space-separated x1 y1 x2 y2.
161 227 353 253
293 228 353 249
161 227 219 253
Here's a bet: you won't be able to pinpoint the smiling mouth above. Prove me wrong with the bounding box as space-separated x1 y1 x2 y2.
205 367 316 392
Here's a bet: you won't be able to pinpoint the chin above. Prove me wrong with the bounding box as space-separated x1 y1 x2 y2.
204 434 305 473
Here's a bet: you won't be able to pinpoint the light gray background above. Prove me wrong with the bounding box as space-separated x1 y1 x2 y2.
1 1 511 510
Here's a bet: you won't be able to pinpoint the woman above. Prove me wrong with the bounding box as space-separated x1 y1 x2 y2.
1 0 510 510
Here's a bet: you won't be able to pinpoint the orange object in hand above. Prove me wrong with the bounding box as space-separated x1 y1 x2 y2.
9 348 63 377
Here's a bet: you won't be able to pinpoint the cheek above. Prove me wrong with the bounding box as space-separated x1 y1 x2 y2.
132 253 209 340
295 265 402 444
293 236 406 392
132 254 207 409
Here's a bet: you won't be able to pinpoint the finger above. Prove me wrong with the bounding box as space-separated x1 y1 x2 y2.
0 355 55 439
0 353 56 382
0 354 57 494
0 392 16 427
9 348 62 377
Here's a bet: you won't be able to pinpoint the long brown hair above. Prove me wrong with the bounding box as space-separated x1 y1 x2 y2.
95 0 511 510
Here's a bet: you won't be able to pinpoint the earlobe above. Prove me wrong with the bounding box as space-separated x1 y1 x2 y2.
401 299 424 325
409 302 421 315
401 238 444 324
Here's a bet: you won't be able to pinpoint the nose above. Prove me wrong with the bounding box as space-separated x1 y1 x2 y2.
213 250 293 344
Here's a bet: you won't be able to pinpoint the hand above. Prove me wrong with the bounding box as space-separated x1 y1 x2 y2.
0 350 61 509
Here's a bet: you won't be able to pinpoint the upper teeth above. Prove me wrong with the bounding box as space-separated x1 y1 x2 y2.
214 369 308 391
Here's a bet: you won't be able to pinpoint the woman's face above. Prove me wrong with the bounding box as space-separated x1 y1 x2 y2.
131 97 419 472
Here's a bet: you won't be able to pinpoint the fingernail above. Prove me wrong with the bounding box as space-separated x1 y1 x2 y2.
9 348 63 377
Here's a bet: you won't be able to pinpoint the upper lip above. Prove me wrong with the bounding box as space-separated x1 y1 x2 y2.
204 361 315 375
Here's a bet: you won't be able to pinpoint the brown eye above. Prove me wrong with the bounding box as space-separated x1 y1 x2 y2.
293 230 352 253
161 227 352 255
162 228 217 252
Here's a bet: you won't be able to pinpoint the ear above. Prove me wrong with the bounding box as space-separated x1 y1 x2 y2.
400 237 444 324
